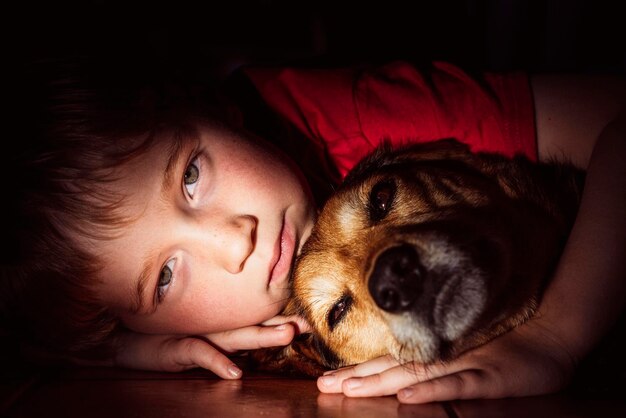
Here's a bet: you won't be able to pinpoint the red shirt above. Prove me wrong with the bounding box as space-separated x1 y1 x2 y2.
244 61 536 178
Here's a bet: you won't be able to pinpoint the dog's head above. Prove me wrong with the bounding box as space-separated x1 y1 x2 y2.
253 138 583 375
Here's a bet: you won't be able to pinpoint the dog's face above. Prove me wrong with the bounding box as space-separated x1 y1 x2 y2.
289 139 580 369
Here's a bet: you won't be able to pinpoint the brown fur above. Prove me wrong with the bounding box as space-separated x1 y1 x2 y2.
251 139 584 377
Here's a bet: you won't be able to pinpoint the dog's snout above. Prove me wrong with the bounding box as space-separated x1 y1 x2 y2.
368 245 423 313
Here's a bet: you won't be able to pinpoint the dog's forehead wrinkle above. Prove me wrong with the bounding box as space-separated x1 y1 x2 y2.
431 176 488 207
403 170 492 210
377 175 484 222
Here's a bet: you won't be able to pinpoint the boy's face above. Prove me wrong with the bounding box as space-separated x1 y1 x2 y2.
94 122 316 335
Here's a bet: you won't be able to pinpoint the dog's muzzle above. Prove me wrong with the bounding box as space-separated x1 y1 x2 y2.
368 244 424 313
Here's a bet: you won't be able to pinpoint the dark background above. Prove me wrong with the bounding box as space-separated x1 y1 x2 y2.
2 0 625 397
5 0 625 87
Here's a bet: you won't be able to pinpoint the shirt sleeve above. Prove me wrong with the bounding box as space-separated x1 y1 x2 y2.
244 61 536 178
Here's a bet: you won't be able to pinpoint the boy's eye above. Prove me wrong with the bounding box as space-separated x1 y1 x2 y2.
184 158 200 197
157 260 175 302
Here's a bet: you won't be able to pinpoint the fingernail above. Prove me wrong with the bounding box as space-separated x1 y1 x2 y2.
399 387 414 399
274 324 287 331
319 374 337 387
227 364 242 378
345 378 362 390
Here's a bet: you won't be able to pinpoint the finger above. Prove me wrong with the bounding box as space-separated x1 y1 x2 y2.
339 364 446 397
262 314 312 334
207 323 296 352
319 365 408 396
318 356 454 395
318 355 399 392
397 370 489 404
169 337 243 380
319 364 415 396
343 355 402 376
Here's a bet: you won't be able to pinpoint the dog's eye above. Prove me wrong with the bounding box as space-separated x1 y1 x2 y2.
327 295 352 331
369 180 396 221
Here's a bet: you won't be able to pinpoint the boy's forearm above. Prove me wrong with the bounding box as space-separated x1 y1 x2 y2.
537 119 626 362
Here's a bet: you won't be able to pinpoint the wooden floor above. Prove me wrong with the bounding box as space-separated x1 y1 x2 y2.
2 360 625 418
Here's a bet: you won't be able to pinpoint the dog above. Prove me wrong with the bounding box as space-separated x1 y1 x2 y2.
252 138 584 377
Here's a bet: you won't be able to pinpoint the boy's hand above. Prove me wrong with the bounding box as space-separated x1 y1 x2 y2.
114 315 310 379
317 316 576 403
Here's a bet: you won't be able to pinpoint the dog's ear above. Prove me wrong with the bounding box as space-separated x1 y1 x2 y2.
248 332 330 378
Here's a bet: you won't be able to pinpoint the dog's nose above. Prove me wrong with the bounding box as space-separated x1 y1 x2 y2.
368 244 423 313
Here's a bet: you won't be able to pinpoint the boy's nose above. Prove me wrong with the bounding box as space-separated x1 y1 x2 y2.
220 215 257 274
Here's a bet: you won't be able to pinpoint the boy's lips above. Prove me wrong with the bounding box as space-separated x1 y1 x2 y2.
269 214 295 287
